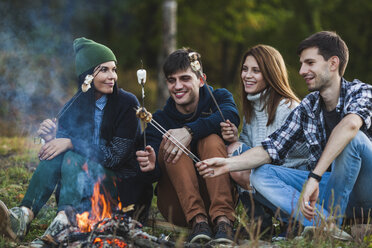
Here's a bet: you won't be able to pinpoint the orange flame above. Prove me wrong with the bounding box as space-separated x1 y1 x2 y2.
94 237 128 248
76 181 119 232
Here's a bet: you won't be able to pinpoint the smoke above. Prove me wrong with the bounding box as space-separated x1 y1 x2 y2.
0 1 75 136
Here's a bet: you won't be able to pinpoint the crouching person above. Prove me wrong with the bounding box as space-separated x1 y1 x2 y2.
0 38 154 245
136 48 240 244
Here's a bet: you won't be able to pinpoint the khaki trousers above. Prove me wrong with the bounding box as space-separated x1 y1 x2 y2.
157 134 237 227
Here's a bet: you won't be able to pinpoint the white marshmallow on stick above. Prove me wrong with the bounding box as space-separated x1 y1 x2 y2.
137 69 147 99
137 69 147 85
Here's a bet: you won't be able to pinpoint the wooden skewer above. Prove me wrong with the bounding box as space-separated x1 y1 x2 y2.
135 107 200 163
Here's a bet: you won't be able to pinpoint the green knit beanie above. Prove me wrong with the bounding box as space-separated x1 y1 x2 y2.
73 37 117 76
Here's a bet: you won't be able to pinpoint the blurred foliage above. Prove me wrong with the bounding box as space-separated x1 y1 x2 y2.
0 0 371 136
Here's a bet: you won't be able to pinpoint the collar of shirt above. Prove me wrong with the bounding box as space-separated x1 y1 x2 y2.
305 78 347 119
96 95 108 110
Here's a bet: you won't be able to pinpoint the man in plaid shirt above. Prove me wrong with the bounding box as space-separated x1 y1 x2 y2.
196 31 372 236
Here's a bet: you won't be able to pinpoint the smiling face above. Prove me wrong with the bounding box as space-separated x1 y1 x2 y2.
166 67 204 114
93 61 117 100
241 55 267 95
299 47 333 92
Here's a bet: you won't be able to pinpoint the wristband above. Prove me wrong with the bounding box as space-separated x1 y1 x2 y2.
308 171 322 182
183 126 193 138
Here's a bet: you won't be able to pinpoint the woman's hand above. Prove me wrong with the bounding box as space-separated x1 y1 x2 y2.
220 119 238 143
37 119 57 143
195 157 230 178
136 145 156 172
38 138 72 160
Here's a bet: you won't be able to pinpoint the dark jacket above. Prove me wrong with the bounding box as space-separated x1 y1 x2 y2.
57 87 142 179
145 85 240 182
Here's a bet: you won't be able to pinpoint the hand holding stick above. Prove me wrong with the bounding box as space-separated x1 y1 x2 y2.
188 52 226 122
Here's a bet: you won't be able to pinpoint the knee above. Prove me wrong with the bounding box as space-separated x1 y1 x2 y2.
342 130 370 155
250 165 271 189
230 170 251 190
227 142 241 156
197 134 225 153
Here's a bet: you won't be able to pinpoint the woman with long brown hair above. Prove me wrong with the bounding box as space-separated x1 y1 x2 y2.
221 44 309 233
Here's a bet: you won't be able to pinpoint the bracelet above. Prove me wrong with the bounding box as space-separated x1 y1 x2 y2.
308 171 322 182
183 125 193 138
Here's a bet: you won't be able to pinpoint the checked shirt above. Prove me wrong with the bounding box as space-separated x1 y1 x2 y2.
261 78 372 170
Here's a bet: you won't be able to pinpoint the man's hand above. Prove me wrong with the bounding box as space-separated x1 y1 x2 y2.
162 127 192 164
220 119 238 143
37 119 57 142
136 145 156 172
300 178 319 220
195 157 229 177
38 138 72 160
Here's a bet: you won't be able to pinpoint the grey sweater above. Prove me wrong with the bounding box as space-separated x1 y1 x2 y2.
239 92 309 170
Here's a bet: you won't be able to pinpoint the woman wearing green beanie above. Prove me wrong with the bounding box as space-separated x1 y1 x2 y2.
0 38 155 245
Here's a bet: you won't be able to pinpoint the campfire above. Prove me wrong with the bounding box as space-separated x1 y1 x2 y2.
40 181 175 247
76 182 122 233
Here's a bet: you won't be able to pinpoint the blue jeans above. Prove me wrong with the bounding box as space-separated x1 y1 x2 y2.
251 131 372 226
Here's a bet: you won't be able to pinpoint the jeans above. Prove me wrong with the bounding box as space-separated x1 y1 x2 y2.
251 131 372 226
232 144 275 231
21 151 116 215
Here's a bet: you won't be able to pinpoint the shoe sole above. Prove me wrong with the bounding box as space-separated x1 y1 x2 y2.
189 234 212 243
0 201 17 240
213 237 234 244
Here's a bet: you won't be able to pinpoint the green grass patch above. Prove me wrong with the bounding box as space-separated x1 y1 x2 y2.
0 136 371 247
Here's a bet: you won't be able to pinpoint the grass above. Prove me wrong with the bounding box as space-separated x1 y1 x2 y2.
1 136 372 247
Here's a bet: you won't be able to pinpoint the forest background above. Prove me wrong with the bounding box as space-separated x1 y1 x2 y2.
1 0 372 136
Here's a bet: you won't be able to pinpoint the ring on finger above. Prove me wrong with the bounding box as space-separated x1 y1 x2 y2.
171 148 177 154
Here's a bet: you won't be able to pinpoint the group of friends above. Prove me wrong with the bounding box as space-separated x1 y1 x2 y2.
0 30 371 246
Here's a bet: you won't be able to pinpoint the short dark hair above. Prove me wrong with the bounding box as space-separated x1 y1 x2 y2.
163 47 203 78
297 31 349 76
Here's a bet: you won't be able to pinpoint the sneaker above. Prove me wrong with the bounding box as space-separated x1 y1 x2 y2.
214 221 234 244
0 200 31 240
32 211 70 247
29 238 45 248
188 222 213 243
301 225 353 241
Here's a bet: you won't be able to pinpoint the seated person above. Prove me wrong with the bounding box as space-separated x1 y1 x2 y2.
220 44 309 233
136 48 240 244
197 31 372 240
0 38 154 245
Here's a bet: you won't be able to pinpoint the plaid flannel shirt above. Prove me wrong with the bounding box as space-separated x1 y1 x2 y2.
262 78 372 170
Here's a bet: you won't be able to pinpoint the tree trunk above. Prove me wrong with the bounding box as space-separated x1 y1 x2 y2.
157 0 177 108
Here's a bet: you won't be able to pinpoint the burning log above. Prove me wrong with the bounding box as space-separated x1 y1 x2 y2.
45 212 177 248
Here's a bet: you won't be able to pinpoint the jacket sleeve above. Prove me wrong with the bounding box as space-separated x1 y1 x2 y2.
186 88 240 140
99 92 142 170
261 104 304 165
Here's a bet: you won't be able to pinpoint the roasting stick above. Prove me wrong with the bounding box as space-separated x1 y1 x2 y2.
188 52 226 122
34 66 102 145
137 68 147 147
135 107 201 163
56 65 102 120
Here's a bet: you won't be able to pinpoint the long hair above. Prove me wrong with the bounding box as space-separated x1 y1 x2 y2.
58 65 119 145
241 45 300 126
